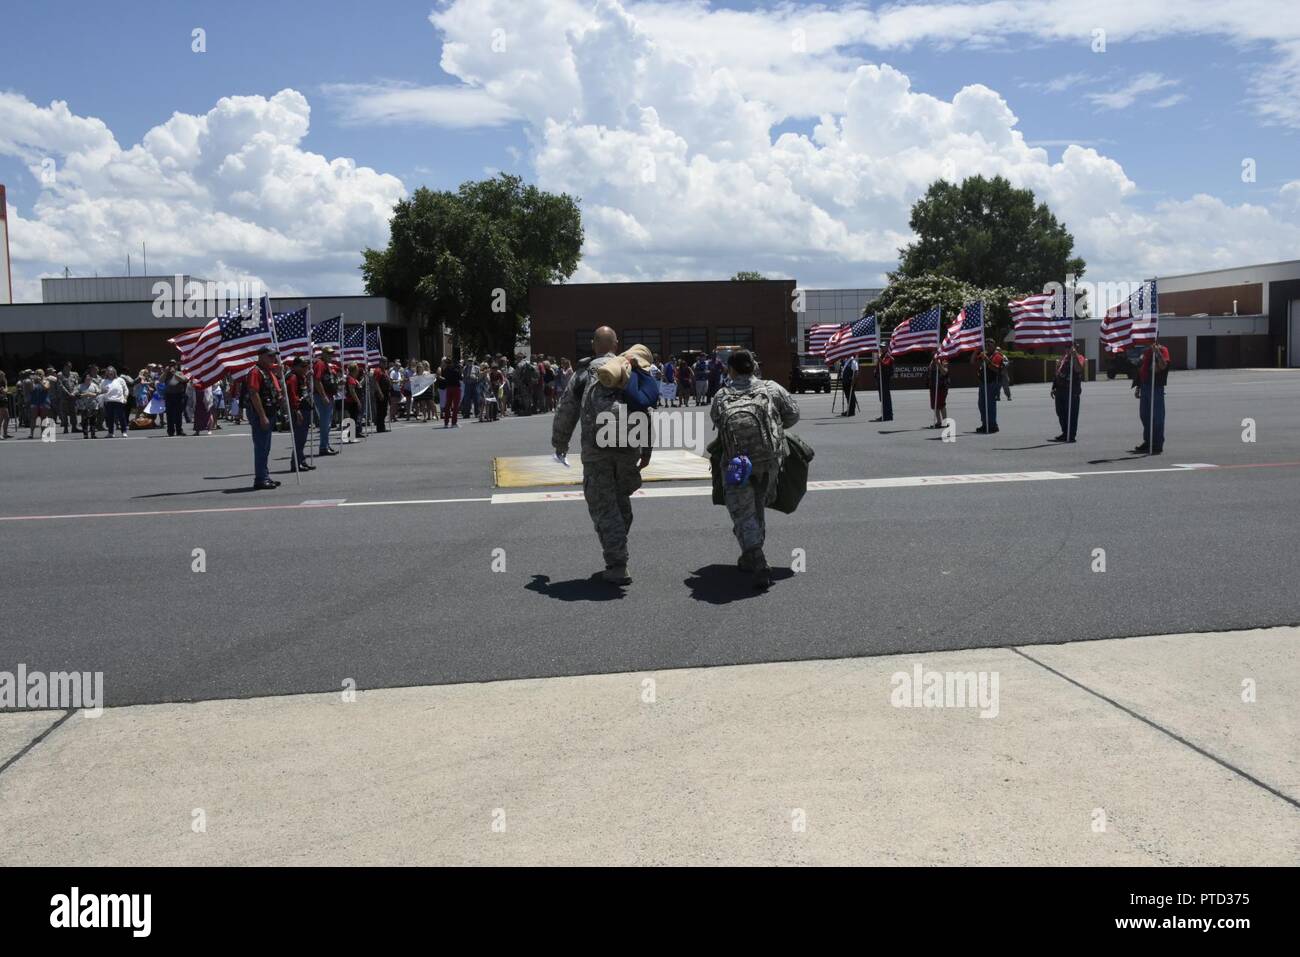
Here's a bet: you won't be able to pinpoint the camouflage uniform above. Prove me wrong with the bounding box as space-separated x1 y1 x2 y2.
710 375 799 555
553 354 644 571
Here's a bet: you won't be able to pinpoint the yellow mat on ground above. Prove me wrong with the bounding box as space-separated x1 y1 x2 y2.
493 449 711 488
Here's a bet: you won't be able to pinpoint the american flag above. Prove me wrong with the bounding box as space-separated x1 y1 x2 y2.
824 314 879 362
889 306 942 356
366 326 384 365
273 307 311 360
1010 291 1071 347
310 315 341 357
808 323 842 357
169 297 274 387
342 324 366 362
938 302 985 359
1101 279 1158 353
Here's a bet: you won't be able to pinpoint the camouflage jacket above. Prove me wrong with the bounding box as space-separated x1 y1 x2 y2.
552 354 642 463
710 375 800 466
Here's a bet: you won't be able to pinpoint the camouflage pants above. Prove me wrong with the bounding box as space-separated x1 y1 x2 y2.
724 465 775 553
583 455 643 567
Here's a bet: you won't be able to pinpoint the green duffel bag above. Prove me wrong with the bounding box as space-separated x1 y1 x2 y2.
769 432 815 515
707 436 726 506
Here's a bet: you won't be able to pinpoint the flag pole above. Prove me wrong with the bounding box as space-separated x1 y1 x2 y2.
978 303 988 432
1149 280 1159 456
305 304 314 470
1065 289 1076 443
982 301 989 430
338 313 346 448
362 322 370 433
935 306 944 428
265 295 301 487
877 330 885 413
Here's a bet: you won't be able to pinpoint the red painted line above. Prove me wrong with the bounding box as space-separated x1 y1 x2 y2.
1210 460 1300 471
0 502 340 522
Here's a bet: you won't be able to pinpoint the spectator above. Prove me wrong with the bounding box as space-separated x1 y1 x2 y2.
162 362 188 436
441 357 462 429
0 371 10 438
76 371 102 438
101 367 130 438
27 371 52 439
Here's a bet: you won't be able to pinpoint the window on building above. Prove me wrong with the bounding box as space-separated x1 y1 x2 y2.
714 326 754 350
574 330 594 361
2 333 44 378
669 327 709 357
620 328 663 359
42 332 84 371
82 331 123 371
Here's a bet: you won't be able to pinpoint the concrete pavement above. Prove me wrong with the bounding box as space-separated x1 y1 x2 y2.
1 627 1294 865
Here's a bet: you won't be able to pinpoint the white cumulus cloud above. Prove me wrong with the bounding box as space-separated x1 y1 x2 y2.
419 0 1300 288
0 89 405 300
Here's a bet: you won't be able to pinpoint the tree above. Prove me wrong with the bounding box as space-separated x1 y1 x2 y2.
896 175 1085 292
362 174 583 357
730 271 765 281
871 273 1021 346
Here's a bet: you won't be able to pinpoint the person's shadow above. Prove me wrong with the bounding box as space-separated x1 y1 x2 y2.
1087 455 1147 465
526 573 627 601
685 563 794 604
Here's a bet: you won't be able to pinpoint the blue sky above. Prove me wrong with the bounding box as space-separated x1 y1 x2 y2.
2 0 1298 299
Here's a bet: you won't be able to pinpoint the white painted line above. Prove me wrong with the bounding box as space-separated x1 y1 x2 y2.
1172 463 1218 469
809 470 1075 490
492 471 1076 504
340 497 492 507
1076 467 1198 476
488 464 1253 505
301 499 347 506
492 486 709 504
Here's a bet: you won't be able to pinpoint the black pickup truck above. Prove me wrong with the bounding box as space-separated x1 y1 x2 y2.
789 354 832 393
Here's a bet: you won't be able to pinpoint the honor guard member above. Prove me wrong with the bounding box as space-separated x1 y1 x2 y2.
552 326 651 585
247 347 282 490
870 352 894 422
927 354 949 429
840 355 858 416
711 349 800 589
372 357 391 433
1132 340 1170 455
1050 345 1085 443
973 338 1005 434
313 346 340 456
285 357 315 470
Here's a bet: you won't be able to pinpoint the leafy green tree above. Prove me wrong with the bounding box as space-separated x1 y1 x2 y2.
871 273 1021 345
896 175 1085 292
730 270 765 281
362 174 583 357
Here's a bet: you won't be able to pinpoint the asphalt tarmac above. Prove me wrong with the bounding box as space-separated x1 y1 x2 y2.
1 368 1297 706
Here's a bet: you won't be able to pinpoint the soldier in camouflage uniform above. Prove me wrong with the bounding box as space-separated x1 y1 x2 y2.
552 326 651 584
711 350 799 589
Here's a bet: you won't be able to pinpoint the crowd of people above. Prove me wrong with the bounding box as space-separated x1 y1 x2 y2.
0 348 732 441
0 361 215 440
